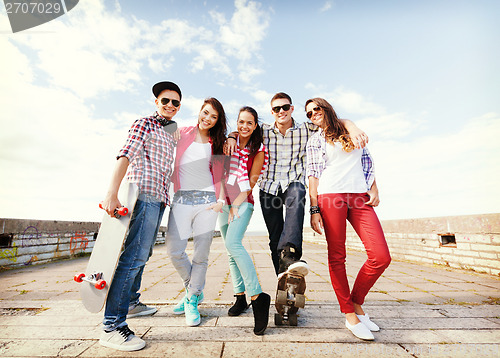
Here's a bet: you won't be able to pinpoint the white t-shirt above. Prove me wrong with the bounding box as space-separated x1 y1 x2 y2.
317 141 368 195
179 141 215 192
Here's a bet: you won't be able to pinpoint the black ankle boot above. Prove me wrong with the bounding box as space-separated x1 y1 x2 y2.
251 292 270 335
228 294 248 316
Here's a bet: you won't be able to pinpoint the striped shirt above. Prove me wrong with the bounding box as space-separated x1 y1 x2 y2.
306 130 374 191
117 112 176 204
259 120 319 195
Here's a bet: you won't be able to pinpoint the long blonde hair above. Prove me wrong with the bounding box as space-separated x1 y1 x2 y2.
305 98 354 152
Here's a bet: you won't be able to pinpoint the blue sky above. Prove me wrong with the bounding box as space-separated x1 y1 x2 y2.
1 0 499 231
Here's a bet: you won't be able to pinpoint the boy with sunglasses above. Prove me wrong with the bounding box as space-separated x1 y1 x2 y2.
98 81 181 351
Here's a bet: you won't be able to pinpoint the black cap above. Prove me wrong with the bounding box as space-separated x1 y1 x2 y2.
152 81 182 100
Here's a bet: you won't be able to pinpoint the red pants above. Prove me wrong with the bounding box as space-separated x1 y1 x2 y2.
318 193 391 313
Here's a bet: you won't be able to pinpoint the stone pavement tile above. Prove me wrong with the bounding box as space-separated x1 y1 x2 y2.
442 282 500 292
262 327 359 343
399 343 500 358
306 290 336 302
433 305 500 318
372 282 417 292
364 292 400 302
434 329 500 344
2 290 61 301
0 314 101 327
382 275 431 283
373 329 446 344
388 291 447 304
80 341 223 358
127 313 218 328
0 325 112 340
433 291 491 303
0 339 95 358
407 282 464 292
145 326 263 342
223 342 413 357
376 317 499 330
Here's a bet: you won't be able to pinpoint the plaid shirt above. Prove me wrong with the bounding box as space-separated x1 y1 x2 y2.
306 130 375 190
259 120 319 195
117 112 176 204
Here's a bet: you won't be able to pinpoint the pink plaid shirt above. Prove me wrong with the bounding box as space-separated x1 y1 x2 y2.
117 112 176 204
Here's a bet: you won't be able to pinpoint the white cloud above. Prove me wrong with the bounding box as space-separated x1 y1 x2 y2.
320 1 333 12
305 84 423 139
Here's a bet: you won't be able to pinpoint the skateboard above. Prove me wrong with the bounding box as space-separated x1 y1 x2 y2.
274 271 306 326
74 183 139 313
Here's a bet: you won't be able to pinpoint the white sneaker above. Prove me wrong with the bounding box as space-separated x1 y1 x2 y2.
356 314 380 331
345 320 374 341
287 261 309 276
99 326 146 351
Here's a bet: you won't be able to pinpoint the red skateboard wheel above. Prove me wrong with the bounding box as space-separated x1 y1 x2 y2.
74 273 85 283
116 207 128 216
95 279 106 290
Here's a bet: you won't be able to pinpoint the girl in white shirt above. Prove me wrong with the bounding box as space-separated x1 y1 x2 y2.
306 97 391 341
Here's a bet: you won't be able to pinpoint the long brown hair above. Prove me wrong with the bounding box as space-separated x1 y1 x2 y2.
201 97 227 155
305 98 354 152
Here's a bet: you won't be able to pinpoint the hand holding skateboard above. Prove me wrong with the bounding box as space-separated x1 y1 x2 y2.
99 203 128 218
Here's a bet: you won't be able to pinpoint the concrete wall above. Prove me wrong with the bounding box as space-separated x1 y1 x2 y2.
0 218 167 269
304 213 500 276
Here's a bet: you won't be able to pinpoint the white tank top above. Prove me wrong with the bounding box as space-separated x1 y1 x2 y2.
179 141 215 192
317 141 368 195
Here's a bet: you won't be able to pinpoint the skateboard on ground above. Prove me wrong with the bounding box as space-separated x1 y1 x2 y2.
274 270 306 326
74 183 139 313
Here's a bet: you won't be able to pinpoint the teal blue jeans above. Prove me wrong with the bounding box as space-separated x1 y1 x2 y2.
219 202 262 297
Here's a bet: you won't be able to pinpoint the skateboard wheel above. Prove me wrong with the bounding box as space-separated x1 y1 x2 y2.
295 294 305 308
117 207 128 216
289 313 298 326
95 279 106 290
274 313 284 326
74 273 85 283
276 290 287 305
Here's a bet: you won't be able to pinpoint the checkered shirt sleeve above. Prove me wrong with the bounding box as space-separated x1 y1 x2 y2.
306 131 326 179
361 147 375 190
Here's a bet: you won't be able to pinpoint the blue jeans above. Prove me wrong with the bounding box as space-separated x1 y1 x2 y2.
219 202 262 297
259 182 306 275
103 194 166 330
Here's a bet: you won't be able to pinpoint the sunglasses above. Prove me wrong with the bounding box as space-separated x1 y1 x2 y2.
160 97 181 107
306 106 322 119
272 104 292 113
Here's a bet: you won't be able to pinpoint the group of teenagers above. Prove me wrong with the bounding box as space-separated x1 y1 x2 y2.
99 81 392 351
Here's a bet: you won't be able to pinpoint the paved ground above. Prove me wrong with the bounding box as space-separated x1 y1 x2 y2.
0 234 499 357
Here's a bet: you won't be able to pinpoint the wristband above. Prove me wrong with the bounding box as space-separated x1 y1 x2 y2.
217 199 225 205
309 206 321 215
227 135 237 140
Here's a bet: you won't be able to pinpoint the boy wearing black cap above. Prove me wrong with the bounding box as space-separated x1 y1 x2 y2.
98 81 181 351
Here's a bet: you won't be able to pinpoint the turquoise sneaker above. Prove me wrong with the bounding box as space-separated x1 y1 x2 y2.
173 291 204 315
185 294 201 326
172 295 187 315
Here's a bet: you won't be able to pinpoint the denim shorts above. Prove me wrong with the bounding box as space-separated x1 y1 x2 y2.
173 190 216 205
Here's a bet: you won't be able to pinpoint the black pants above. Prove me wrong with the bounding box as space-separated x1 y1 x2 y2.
259 182 306 275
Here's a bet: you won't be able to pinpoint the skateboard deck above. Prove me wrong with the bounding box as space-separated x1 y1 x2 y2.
274 271 306 326
74 183 139 313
